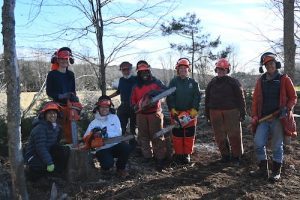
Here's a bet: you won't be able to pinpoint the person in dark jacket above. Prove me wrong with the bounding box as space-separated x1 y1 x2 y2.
25 102 70 181
109 61 137 149
166 58 201 164
46 47 82 144
250 52 297 182
46 47 77 104
131 60 167 171
205 58 246 166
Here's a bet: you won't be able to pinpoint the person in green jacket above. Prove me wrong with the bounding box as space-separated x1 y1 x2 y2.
166 58 201 164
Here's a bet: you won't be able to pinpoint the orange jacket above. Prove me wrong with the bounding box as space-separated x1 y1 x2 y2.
251 74 297 136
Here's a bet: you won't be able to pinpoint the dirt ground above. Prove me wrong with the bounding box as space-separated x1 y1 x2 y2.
15 121 299 200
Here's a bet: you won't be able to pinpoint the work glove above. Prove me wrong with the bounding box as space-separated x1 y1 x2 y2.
92 127 103 138
170 108 178 117
190 108 198 118
133 104 139 112
47 164 55 172
58 92 73 100
251 116 258 125
69 94 79 102
279 107 288 119
100 127 108 138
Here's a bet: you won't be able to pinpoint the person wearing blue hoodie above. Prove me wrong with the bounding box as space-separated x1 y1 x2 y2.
24 102 70 181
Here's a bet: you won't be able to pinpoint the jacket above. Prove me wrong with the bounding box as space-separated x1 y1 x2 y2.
83 113 122 150
46 69 76 103
25 119 61 167
251 74 297 136
117 76 137 103
131 76 166 114
205 75 246 119
166 76 201 111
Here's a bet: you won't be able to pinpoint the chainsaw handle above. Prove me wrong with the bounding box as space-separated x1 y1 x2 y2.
173 115 182 128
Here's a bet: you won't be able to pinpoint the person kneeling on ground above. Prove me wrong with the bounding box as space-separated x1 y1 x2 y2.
24 102 70 181
83 95 131 178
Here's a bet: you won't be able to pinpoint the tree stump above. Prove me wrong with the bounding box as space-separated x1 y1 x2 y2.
0 167 12 200
67 148 97 182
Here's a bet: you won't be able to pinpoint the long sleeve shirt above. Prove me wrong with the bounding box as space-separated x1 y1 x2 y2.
84 113 122 150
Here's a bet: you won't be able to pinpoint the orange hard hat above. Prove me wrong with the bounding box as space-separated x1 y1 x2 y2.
136 63 150 72
176 58 190 70
96 99 112 107
96 95 113 107
57 50 70 59
215 58 230 73
40 102 60 113
262 54 276 65
215 58 230 69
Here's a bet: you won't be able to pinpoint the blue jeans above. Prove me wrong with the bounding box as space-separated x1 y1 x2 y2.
254 118 284 163
95 142 131 170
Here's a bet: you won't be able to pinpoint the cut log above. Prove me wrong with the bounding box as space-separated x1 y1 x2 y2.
67 148 97 182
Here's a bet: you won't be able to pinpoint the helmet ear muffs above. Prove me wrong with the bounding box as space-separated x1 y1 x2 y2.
259 66 264 73
51 51 58 64
275 61 281 69
69 57 74 64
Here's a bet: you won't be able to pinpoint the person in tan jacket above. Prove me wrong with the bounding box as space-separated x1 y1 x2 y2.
205 58 246 166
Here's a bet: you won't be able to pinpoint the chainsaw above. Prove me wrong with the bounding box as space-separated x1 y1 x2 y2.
153 112 194 138
135 87 176 113
80 126 135 150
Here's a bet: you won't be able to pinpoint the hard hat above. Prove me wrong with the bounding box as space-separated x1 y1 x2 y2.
136 60 150 72
215 58 230 73
259 52 281 73
96 95 113 107
51 47 74 65
119 61 132 70
176 58 190 70
40 102 60 113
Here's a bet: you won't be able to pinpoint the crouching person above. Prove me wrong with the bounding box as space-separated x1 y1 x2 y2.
24 102 70 181
83 95 131 178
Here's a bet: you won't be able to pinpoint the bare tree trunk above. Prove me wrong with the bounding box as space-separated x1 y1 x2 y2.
94 0 106 95
191 31 195 79
284 0 296 81
2 0 29 199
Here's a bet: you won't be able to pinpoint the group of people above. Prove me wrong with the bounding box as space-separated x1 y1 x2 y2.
24 47 297 183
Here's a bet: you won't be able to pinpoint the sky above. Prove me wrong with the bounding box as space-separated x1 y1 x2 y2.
0 0 283 73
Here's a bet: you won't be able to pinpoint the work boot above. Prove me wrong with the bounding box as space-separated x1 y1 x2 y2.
182 154 191 164
155 159 165 172
231 157 241 167
142 157 153 164
249 160 269 179
116 169 129 178
173 154 183 164
269 161 282 182
220 155 231 163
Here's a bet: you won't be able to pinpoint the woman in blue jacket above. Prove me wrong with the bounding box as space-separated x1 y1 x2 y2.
25 102 70 181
